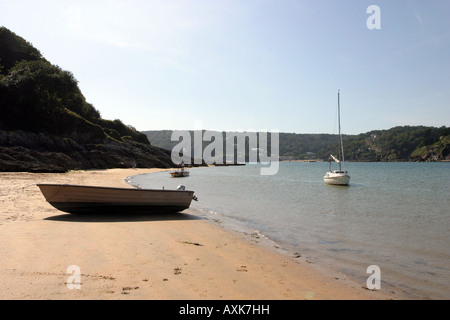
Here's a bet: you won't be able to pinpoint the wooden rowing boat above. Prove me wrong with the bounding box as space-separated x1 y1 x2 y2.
37 184 195 214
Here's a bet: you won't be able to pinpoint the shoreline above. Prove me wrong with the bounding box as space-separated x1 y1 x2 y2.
0 169 395 300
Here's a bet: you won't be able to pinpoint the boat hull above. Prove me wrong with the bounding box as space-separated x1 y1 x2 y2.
323 172 351 186
37 184 194 214
46 202 190 214
170 170 190 178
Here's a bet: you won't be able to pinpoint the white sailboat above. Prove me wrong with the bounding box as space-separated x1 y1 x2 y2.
323 90 351 186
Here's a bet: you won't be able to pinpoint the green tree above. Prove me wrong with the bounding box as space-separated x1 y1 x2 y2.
0 27 42 75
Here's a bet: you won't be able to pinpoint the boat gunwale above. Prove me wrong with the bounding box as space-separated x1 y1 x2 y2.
323 173 350 179
37 184 194 194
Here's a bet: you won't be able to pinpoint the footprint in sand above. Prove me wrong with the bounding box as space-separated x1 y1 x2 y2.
236 265 248 272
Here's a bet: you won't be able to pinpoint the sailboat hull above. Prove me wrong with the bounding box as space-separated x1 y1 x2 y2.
323 172 350 186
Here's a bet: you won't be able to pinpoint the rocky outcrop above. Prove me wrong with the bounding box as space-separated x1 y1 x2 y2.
0 130 173 173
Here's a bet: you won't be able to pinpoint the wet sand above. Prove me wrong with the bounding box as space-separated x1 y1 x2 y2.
0 169 392 300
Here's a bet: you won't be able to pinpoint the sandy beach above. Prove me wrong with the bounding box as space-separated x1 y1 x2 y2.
0 168 392 300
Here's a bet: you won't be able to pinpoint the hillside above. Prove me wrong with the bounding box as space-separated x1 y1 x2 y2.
0 27 173 172
144 126 450 163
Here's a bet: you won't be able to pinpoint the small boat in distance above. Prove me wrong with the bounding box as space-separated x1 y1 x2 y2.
169 170 190 178
37 184 195 214
170 160 190 177
323 165 350 185
324 90 351 186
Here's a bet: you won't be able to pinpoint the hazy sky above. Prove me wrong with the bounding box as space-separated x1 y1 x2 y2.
1 0 449 134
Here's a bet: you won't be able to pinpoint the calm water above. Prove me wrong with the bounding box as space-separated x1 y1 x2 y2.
129 162 450 299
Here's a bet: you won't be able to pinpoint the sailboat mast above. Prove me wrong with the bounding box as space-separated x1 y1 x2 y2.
338 90 345 171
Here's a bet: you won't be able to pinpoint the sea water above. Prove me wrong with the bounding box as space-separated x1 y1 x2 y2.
129 162 450 299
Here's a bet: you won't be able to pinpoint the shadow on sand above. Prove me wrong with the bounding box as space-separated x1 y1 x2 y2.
44 210 202 223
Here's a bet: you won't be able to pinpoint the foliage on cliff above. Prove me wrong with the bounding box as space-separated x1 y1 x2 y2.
0 27 172 172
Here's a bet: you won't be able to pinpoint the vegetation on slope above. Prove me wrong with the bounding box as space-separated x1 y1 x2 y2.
144 126 450 162
0 27 172 172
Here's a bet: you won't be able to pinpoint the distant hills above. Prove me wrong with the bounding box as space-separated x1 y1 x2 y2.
0 27 173 172
143 126 450 162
